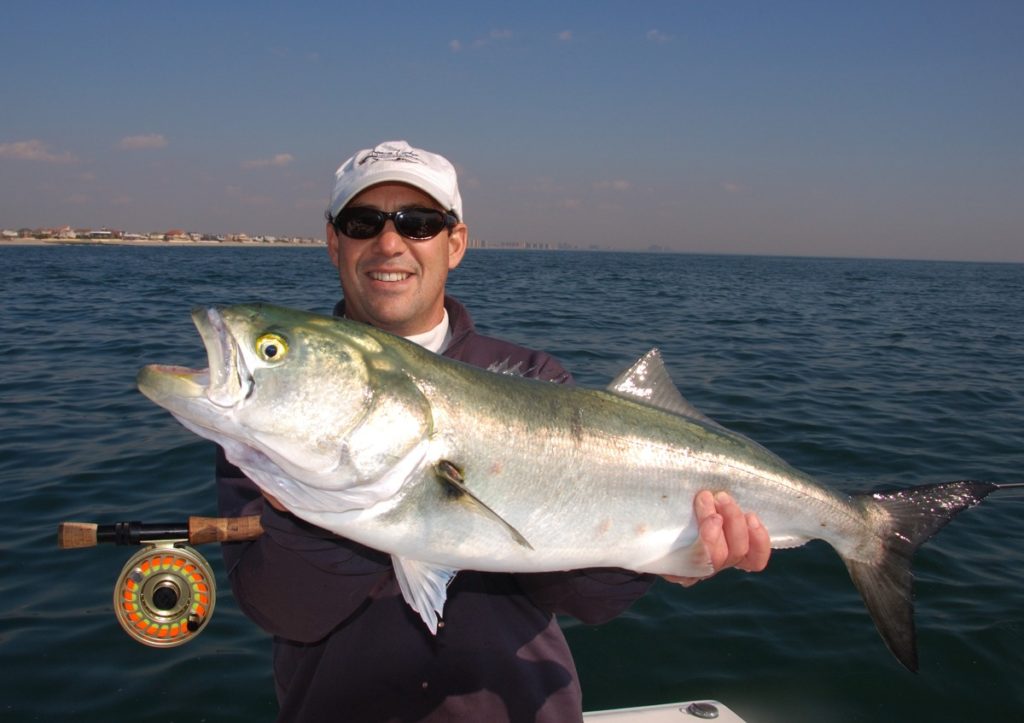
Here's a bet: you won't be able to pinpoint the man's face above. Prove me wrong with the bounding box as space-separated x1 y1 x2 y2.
326 182 467 336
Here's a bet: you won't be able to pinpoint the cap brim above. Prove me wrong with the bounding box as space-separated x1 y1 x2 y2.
330 170 458 220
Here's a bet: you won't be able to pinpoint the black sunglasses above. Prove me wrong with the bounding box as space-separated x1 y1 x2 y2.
329 206 458 241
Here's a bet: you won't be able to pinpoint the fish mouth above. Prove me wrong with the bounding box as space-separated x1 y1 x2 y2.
193 306 253 407
137 306 252 410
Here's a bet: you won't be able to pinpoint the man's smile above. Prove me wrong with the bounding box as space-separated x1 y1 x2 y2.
368 270 414 282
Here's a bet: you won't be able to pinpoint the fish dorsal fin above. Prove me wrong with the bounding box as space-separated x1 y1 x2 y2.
391 556 457 634
608 349 719 427
435 461 534 550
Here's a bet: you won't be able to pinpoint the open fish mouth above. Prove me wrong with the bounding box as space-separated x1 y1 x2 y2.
136 307 251 409
192 306 252 407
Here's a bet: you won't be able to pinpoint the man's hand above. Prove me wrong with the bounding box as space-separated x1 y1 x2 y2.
262 490 288 512
663 490 771 588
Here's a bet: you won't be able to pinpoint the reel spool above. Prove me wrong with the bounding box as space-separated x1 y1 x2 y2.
113 542 215 647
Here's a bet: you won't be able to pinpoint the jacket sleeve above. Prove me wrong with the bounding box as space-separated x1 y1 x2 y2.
217 450 391 643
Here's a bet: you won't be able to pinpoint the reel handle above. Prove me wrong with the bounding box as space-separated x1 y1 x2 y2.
58 515 264 549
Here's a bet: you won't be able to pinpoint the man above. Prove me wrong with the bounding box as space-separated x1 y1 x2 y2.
217 140 770 722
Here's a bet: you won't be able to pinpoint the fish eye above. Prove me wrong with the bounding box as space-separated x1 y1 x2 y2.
255 333 289 362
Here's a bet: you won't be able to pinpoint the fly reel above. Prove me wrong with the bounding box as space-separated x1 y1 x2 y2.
59 515 263 648
113 542 215 647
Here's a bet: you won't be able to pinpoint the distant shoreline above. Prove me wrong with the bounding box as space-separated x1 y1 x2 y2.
0 238 589 252
1 237 325 248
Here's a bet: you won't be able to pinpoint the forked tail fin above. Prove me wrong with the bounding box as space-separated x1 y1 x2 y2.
845 480 1014 672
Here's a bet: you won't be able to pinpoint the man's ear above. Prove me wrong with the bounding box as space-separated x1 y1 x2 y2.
326 223 341 268
448 223 468 270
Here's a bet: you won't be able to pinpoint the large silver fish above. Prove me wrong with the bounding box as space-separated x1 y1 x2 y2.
137 303 1015 671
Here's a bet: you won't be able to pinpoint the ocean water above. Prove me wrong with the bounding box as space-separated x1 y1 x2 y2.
1 244 1022 722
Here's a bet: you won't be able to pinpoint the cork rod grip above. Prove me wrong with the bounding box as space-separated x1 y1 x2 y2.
188 515 264 544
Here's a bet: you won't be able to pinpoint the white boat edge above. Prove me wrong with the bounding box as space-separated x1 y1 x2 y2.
583 699 746 722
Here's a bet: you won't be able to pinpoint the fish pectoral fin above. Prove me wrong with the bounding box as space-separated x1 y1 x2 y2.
391 555 458 635
639 537 715 578
435 460 534 550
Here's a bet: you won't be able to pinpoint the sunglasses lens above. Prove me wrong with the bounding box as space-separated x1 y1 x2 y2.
334 207 453 240
337 208 384 239
396 209 447 239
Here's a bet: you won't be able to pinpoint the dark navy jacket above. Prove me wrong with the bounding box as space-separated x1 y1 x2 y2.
217 296 654 722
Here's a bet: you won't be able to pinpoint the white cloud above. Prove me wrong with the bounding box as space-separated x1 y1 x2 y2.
557 30 573 42
722 182 742 193
449 39 462 52
118 133 168 150
0 139 76 163
242 153 294 169
646 29 672 44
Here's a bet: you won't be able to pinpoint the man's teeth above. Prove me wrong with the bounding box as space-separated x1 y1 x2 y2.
370 271 411 282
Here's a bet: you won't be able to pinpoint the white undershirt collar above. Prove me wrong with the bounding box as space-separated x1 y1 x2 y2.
402 310 451 354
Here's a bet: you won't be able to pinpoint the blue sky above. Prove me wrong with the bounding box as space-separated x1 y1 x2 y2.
2 1 1022 261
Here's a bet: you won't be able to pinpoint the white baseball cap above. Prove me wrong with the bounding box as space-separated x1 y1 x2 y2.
327 140 463 221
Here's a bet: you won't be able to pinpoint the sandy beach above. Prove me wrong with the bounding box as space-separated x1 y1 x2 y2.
1 237 325 248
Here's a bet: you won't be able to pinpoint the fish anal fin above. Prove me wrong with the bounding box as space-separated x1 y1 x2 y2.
768 533 811 550
391 555 457 635
435 460 534 550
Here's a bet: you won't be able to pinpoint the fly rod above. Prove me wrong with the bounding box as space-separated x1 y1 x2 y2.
58 515 264 549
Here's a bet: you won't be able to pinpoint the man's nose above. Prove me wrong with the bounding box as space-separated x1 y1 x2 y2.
374 221 406 253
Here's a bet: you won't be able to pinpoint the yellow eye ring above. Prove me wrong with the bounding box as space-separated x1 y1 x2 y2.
255 333 288 362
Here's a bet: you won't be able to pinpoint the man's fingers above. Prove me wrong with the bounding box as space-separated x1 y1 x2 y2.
698 510 726 570
263 491 287 512
664 490 772 588
693 489 716 520
715 492 750 569
736 513 771 572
